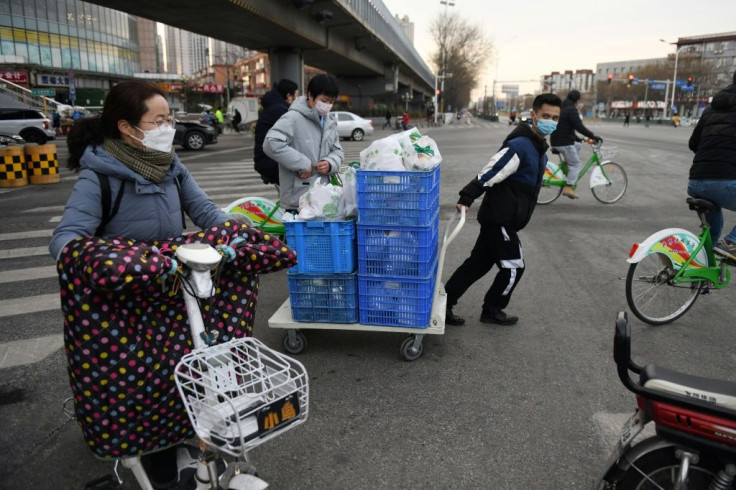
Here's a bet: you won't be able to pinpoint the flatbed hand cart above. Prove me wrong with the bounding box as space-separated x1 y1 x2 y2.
268 208 466 361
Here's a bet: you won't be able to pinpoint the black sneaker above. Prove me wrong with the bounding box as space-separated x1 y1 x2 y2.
445 307 465 326
480 307 518 325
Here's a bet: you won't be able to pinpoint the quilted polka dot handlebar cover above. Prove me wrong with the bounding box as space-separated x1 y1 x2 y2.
56 221 296 459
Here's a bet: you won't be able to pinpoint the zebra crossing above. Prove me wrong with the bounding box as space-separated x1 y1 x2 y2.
0 158 284 369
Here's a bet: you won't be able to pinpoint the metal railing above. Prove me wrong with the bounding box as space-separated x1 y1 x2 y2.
0 78 61 115
337 0 435 88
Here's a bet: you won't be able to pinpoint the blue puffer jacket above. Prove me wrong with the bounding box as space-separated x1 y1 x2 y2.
49 145 229 258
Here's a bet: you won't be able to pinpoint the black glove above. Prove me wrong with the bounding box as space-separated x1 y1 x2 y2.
593 135 603 143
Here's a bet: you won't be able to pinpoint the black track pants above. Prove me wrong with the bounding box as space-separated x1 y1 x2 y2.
445 223 525 311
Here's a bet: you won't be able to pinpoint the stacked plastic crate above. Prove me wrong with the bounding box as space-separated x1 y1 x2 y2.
285 220 358 323
356 165 441 327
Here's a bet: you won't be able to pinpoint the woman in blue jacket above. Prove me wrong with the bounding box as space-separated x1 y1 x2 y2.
50 80 229 258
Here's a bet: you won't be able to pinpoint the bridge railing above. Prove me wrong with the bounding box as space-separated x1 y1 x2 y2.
338 0 435 88
0 78 62 115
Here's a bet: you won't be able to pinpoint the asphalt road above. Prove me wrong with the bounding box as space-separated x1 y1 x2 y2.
0 119 733 489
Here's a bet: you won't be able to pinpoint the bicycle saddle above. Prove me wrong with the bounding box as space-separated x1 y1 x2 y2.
550 148 561 155
687 197 715 212
640 364 736 411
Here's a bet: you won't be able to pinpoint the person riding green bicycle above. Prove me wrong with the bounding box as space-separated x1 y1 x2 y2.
687 70 736 264
550 90 602 199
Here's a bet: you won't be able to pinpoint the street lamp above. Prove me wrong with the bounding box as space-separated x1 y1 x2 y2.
438 0 455 117
660 39 688 119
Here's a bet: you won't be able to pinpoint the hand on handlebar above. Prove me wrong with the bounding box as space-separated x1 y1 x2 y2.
456 204 469 213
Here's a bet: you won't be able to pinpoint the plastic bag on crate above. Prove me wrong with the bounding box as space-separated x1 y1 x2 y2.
359 137 404 171
408 135 442 171
339 166 358 219
297 179 343 221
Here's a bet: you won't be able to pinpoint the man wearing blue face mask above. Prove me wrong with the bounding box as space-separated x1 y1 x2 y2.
445 93 562 327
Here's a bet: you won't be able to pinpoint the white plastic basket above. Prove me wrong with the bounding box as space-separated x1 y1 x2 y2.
598 145 617 161
175 337 309 457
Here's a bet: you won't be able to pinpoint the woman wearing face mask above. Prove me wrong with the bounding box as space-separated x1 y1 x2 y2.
264 74 344 213
50 79 229 258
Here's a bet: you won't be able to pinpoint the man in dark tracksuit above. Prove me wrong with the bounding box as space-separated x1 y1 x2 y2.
445 93 562 326
254 79 298 185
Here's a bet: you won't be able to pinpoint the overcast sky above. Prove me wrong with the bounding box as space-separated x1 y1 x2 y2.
381 0 736 99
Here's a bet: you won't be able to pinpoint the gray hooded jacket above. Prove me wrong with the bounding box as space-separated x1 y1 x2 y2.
49 145 229 258
263 95 344 210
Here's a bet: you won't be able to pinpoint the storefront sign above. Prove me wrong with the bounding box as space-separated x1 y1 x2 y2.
1 70 28 84
37 74 71 86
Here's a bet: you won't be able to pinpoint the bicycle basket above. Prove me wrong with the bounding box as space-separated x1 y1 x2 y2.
175 337 309 457
598 146 617 161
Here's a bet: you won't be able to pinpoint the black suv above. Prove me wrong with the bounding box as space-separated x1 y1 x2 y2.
174 120 218 151
0 108 55 144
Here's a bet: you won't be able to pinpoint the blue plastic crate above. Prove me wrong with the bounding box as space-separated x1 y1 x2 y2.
284 220 356 274
356 166 440 226
357 263 437 328
357 214 439 277
288 272 358 323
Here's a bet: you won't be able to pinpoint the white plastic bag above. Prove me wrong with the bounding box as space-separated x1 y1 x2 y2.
339 167 358 219
407 135 442 170
359 137 404 171
297 179 343 221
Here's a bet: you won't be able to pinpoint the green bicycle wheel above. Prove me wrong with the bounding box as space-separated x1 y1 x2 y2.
537 184 562 204
591 162 627 204
625 252 705 325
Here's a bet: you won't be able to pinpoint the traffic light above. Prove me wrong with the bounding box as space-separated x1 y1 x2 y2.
436 88 442 102
627 74 634 87
687 76 693 87
607 74 613 85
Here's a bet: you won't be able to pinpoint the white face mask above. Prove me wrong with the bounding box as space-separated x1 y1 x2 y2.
131 124 176 153
314 100 333 116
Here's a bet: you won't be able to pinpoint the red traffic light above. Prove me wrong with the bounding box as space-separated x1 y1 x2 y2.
686 76 693 87
436 88 441 96
628 74 634 81
607 73 613 85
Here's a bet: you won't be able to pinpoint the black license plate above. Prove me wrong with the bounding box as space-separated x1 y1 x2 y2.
256 392 301 436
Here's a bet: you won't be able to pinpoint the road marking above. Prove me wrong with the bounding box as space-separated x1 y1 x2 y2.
22 205 66 214
179 146 254 162
0 246 50 259
0 265 56 283
0 293 59 317
0 229 54 241
0 334 63 369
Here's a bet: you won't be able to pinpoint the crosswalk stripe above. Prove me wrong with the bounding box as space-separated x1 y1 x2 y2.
22 205 66 214
0 334 63 369
0 266 57 283
0 229 53 241
0 246 49 259
0 293 59 317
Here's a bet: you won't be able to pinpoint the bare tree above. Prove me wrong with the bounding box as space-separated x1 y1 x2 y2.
430 13 492 111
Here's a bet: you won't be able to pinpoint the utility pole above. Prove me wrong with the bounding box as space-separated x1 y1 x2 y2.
439 0 455 115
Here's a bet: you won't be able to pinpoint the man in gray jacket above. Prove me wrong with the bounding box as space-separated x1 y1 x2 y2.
264 74 344 212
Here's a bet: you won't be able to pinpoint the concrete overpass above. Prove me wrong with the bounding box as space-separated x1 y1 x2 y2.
88 0 436 103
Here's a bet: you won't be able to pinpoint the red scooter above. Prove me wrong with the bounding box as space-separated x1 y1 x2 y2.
595 312 736 489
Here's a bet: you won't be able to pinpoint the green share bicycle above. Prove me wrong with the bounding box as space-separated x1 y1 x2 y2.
537 140 627 204
625 197 732 325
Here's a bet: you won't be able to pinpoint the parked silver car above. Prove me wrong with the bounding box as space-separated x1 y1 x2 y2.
332 111 374 141
0 108 55 144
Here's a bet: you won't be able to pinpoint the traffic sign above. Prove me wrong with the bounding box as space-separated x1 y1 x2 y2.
31 88 55 96
650 83 666 90
680 86 694 92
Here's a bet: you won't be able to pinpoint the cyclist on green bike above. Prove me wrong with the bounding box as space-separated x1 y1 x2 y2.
550 90 602 199
687 70 736 263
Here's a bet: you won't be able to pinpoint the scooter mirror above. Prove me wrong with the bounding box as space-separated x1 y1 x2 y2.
613 311 631 367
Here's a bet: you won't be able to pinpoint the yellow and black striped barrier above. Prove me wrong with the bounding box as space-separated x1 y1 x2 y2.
24 143 60 184
0 145 28 188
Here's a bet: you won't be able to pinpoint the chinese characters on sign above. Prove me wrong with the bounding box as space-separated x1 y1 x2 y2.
1 71 29 84
38 74 71 87
196 83 224 93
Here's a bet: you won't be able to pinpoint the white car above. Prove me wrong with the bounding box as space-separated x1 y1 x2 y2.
332 111 373 141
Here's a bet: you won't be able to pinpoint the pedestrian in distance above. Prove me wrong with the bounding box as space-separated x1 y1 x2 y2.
263 74 344 213
231 108 242 133
672 115 680 127
444 93 562 327
254 78 299 185
52 110 61 135
623 113 630 127
402 112 409 130
687 69 736 263
214 106 224 134
383 108 392 129
550 90 602 199
645 112 650 128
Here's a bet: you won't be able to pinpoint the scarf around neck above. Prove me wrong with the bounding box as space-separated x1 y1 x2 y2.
103 139 174 184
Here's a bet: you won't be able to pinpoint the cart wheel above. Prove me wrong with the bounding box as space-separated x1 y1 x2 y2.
400 336 423 361
282 331 306 354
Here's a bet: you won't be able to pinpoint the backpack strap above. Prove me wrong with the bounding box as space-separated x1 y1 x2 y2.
95 173 125 236
174 174 187 230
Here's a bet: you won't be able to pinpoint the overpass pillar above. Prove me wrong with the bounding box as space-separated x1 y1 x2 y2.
268 49 304 92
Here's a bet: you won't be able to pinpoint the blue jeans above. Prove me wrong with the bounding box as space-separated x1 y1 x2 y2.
552 142 582 185
687 179 736 244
